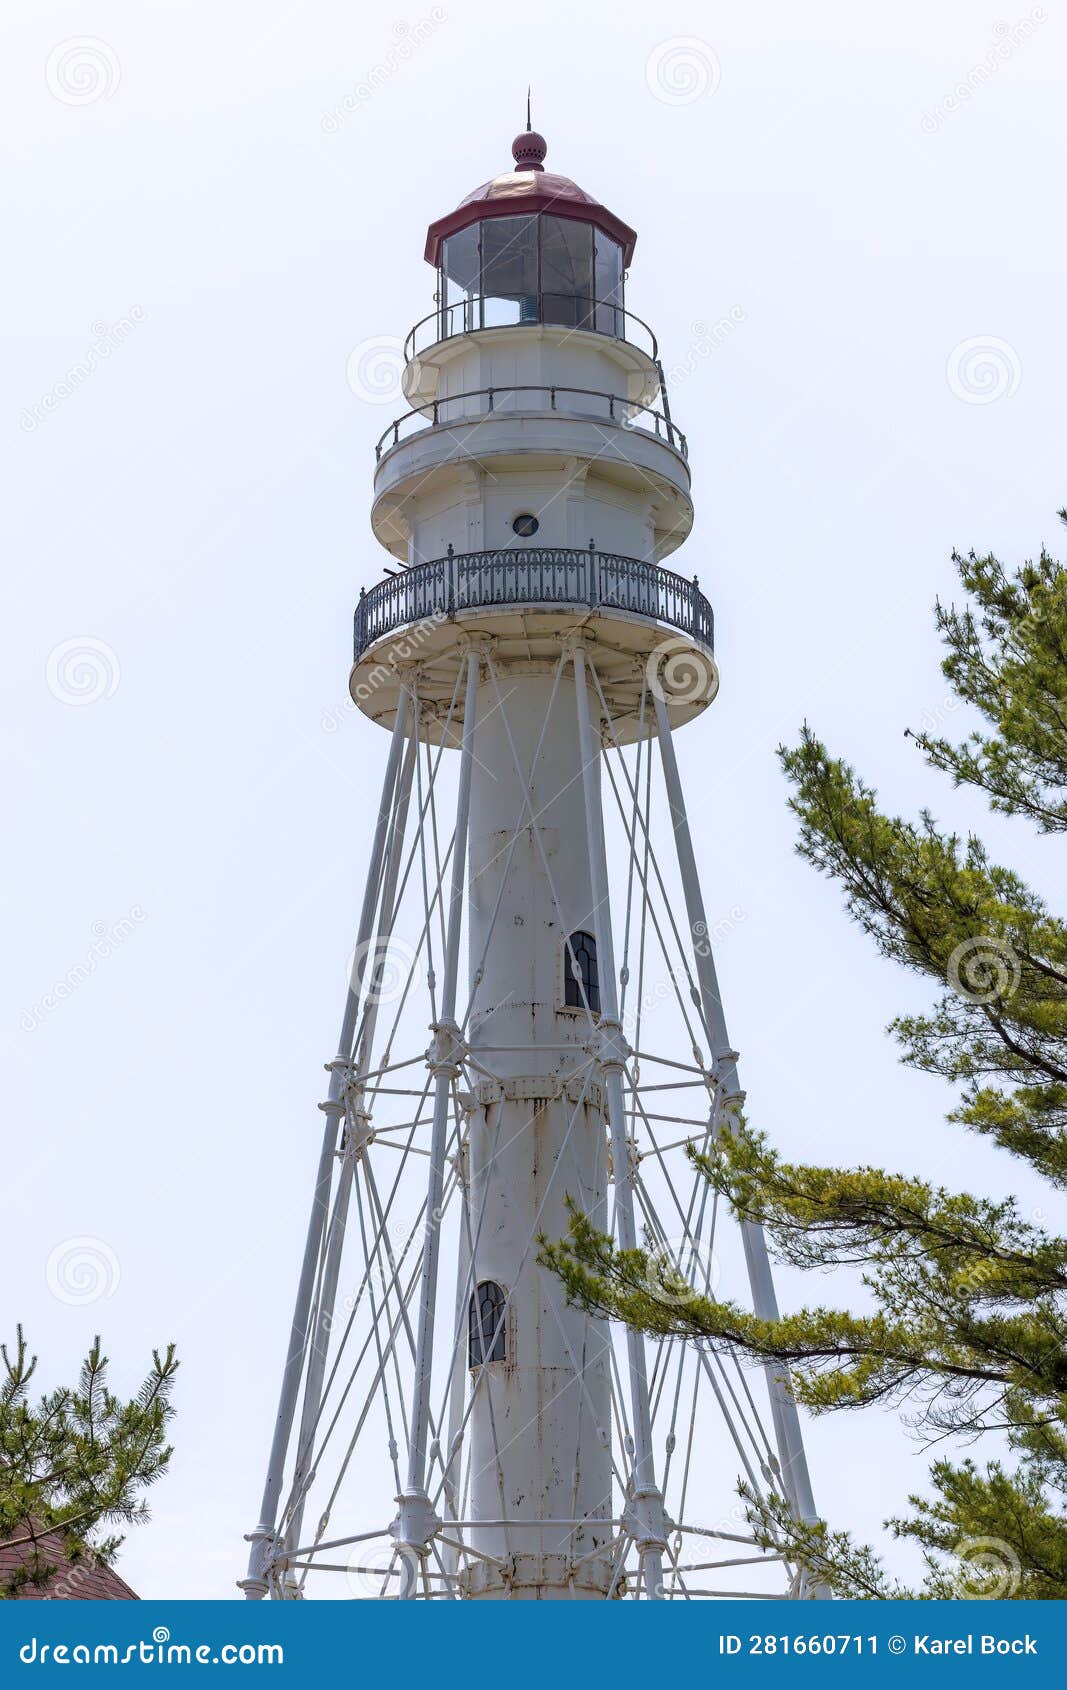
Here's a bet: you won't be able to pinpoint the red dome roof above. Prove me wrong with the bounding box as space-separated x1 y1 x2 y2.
424 133 637 267
458 169 600 211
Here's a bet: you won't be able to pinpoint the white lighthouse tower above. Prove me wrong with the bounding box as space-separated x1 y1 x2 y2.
241 122 823 1601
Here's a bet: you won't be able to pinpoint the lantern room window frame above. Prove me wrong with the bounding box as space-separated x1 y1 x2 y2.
438 213 625 341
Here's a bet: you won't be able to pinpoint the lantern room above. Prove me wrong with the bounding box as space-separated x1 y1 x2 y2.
422 127 638 342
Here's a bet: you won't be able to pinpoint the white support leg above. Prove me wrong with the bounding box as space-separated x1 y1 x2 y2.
441 1138 471 1576
652 693 825 1561
281 721 420 1579
240 688 411 1599
394 650 479 1591
573 644 667 1600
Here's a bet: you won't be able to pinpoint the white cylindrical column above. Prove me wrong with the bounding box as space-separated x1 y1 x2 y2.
463 666 614 1598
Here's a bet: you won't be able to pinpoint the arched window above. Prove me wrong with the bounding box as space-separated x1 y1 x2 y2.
564 931 600 1014
469 1281 507 1368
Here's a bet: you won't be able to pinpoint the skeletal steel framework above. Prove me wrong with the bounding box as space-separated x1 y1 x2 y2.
241 124 824 1602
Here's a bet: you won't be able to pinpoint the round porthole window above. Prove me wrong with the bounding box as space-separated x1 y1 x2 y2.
512 513 540 537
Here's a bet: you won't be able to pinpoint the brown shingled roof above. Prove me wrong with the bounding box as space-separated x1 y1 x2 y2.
0 1526 138 1600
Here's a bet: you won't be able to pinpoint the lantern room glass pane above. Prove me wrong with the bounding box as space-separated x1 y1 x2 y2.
541 216 595 329
480 216 538 328
594 231 624 335
441 226 480 335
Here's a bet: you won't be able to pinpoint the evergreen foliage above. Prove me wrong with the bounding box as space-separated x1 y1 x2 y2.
542 515 1067 1597
0 1328 178 1598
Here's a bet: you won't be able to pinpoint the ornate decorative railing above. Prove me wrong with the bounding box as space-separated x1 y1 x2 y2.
375 385 687 463
404 295 660 363
353 546 713 661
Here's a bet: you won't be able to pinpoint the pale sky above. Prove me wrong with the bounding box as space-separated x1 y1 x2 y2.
4 0 1066 1598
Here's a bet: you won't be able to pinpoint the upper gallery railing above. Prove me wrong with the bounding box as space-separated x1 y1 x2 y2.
353 545 713 661
375 385 688 463
404 294 660 363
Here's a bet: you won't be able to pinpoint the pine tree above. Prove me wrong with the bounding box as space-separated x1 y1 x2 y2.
0 1328 178 1598
542 514 1067 1598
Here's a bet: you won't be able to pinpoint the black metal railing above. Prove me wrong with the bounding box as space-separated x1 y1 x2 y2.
404 295 660 363
353 545 713 661
375 385 688 463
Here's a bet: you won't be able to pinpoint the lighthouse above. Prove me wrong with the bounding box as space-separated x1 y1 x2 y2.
242 122 822 1601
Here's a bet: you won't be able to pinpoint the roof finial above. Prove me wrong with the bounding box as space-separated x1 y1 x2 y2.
512 95 547 173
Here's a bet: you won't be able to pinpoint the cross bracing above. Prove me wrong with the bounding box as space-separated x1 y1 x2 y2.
242 642 823 1601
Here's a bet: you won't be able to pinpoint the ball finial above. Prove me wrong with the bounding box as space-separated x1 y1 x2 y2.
512 128 547 171
512 88 546 171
